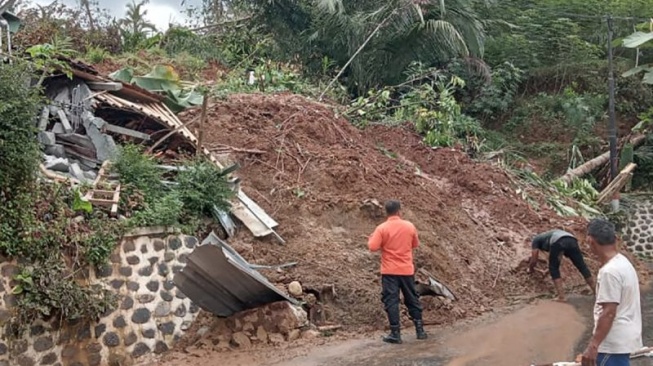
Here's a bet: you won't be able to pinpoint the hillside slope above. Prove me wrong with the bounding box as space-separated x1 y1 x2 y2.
179 93 602 329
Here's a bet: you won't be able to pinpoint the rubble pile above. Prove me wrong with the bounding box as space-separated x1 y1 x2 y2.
38 80 121 183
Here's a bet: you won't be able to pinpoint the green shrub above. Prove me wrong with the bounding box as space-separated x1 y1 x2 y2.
84 46 111 64
176 159 233 215
0 62 42 198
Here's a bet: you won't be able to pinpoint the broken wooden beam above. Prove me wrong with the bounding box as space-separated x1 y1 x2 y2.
103 123 151 141
56 109 73 133
39 164 80 184
596 163 637 205
558 135 646 184
87 81 123 91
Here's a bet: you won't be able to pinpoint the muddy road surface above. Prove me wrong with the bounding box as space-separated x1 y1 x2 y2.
144 300 588 366
145 284 653 366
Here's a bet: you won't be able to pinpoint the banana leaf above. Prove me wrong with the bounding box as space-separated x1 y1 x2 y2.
109 65 203 112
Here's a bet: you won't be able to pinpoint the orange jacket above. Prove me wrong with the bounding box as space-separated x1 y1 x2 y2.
368 216 419 275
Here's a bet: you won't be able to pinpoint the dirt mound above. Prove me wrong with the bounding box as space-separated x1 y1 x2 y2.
179 93 601 330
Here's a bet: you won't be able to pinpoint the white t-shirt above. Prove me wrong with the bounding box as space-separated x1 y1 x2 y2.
593 253 643 354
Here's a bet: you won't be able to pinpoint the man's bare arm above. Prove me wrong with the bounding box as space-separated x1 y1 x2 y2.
582 302 617 366
589 302 618 348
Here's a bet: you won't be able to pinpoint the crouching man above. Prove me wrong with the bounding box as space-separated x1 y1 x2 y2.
528 229 595 302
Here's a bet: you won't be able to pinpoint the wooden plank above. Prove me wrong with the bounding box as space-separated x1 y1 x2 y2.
110 184 121 217
57 109 73 133
38 107 49 130
197 94 208 157
63 145 98 161
597 163 637 204
104 123 151 140
87 198 116 206
39 164 80 184
87 82 123 91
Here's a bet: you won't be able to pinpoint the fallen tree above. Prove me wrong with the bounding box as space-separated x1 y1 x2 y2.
558 135 646 184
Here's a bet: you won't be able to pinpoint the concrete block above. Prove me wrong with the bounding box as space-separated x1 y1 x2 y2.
53 87 71 109
44 144 66 158
44 156 70 173
38 131 56 146
52 123 65 134
68 162 86 182
84 170 97 180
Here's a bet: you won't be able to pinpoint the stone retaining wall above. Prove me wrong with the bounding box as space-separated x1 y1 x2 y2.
0 231 200 366
621 197 653 258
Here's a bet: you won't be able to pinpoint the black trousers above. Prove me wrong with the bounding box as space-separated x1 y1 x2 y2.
549 237 592 280
381 275 423 326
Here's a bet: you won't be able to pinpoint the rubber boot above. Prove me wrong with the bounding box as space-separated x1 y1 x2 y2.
382 325 402 344
414 320 427 340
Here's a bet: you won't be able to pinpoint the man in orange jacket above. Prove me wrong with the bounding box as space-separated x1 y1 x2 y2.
368 200 426 344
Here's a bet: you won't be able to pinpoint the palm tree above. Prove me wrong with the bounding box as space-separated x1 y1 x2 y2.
247 0 490 94
119 0 157 51
121 0 156 36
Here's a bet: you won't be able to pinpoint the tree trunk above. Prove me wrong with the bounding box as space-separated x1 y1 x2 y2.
81 0 96 31
0 0 17 13
558 135 646 184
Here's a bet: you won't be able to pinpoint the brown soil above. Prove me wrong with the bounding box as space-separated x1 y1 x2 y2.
176 93 607 330
93 59 123 76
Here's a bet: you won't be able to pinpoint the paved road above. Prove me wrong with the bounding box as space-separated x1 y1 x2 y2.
572 287 653 366
280 288 653 366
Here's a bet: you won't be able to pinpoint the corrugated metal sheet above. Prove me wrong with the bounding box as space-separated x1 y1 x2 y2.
231 189 279 237
174 232 297 317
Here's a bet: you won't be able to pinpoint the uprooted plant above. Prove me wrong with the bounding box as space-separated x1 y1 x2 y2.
112 144 234 232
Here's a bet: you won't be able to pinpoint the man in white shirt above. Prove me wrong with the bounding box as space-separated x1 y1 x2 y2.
582 219 642 366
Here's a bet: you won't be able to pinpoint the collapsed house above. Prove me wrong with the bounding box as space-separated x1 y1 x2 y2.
33 59 295 315
34 60 458 329
38 58 279 238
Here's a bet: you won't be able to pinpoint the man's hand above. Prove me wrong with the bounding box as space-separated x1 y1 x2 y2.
581 343 598 366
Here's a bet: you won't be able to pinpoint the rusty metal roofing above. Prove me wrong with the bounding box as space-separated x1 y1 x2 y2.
63 57 164 103
173 232 297 317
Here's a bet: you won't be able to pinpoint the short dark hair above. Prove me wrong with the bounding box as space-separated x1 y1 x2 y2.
385 200 401 216
587 218 617 246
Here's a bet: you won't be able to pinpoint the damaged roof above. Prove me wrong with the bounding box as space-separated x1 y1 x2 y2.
44 58 281 240
63 57 164 103
174 232 297 317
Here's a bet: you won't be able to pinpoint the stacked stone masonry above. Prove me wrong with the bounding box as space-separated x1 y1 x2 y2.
0 233 200 366
200 301 310 350
622 197 653 258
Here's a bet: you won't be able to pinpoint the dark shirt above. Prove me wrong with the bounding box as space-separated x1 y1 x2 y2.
531 230 575 252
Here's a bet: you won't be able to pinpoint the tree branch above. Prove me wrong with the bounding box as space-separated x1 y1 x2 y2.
318 9 398 101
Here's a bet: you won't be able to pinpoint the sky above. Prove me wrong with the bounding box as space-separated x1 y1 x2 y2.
32 0 200 31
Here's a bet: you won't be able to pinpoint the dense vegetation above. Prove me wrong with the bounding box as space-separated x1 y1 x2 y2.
12 0 652 176
2 0 653 332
